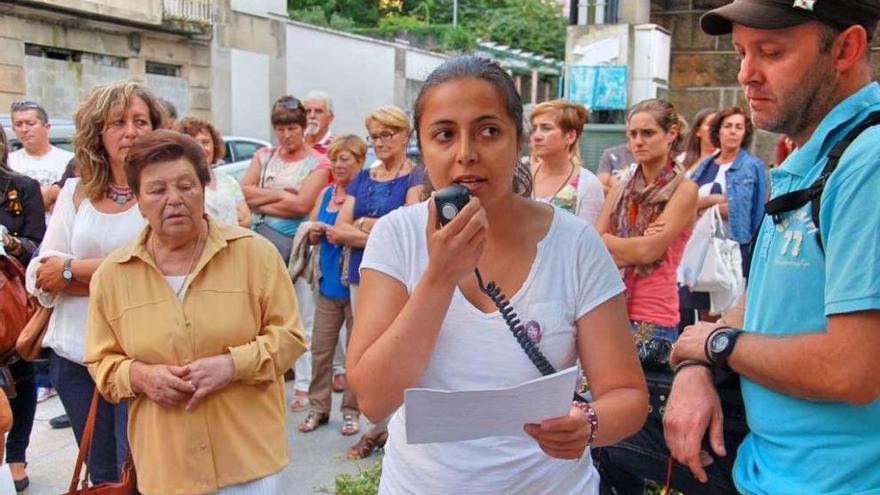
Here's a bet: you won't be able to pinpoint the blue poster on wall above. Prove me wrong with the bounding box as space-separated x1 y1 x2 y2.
568 65 628 110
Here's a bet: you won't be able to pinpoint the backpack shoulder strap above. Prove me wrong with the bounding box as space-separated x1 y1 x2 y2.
764 110 880 252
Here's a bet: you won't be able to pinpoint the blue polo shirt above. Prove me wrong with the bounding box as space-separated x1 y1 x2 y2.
738 82 880 495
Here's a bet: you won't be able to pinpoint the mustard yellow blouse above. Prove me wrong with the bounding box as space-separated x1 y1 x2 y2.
86 220 307 495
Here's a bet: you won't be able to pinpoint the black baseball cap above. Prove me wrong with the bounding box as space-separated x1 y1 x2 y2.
701 0 880 39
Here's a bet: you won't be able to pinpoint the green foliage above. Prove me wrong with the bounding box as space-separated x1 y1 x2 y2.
317 461 682 495
290 5 332 26
645 480 686 495
288 0 564 58
365 15 476 51
289 0 382 27
317 460 382 495
330 12 359 31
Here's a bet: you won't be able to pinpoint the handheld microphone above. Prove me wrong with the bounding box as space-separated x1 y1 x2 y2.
433 184 472 227
431 185 562 380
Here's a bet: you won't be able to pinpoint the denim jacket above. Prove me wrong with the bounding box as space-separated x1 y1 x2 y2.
692 149 768 244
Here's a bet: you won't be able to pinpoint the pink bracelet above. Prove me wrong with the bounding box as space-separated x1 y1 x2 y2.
572 401 599 445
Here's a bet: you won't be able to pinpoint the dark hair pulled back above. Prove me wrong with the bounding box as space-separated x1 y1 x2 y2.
412 55 532 197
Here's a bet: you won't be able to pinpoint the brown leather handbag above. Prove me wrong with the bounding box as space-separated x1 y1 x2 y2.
15 305 51 362
0 254 31 359
64 390 138 494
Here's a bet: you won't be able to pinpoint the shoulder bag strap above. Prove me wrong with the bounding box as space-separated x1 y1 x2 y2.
764 110 880 251
67 389 100 493
254 148 280 227
258 147 280 189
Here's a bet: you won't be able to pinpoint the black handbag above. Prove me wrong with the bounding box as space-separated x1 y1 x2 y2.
254 222 293 262
644 366 749 434
252 148 294 262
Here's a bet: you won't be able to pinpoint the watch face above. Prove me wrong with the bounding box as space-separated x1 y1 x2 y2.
712 334 730 353
63 269 73 280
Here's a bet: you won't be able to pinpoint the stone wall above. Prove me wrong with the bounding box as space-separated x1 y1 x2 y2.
0 4 211 124
651 0 880 165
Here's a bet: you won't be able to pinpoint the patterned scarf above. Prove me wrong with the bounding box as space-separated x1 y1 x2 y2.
609 159 685 279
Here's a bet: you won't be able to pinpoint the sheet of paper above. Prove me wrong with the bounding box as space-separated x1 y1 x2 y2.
404 366 579 444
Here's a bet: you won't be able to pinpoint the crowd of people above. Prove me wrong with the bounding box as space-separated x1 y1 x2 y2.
1 0 879 494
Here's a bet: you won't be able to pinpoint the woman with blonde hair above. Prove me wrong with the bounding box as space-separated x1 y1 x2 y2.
298 135 366 437
529 99 604 224
26 81 164 484
176 117 251 227
334 105 424 459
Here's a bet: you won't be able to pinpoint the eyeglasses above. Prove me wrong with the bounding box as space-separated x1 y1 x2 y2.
10 100 41 112
275 98 304 111
367 131 398 144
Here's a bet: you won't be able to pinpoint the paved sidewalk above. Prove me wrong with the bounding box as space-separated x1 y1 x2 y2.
22 383 382 495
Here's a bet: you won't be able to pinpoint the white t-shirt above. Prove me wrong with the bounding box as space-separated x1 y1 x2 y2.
205 171 245 226
361 201 624 495
8 146 74 186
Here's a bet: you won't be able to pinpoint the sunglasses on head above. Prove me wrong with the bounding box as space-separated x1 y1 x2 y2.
275 98 303 111
10 100 41 112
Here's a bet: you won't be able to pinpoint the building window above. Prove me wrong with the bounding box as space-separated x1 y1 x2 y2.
146 61 181 77
25 44 125 68
572 0 621 25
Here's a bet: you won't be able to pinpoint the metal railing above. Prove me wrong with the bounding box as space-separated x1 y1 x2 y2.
162 0 213 26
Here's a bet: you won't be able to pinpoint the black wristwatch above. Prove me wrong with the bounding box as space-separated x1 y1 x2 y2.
62 258 74 284
706 327 744 367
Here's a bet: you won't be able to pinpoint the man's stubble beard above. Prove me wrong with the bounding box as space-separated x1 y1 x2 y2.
751 56 838 139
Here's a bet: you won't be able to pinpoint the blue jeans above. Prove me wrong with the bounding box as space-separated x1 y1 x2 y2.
631 320 679 342
34 360 51 389
6 359 36 464
48 351 129 484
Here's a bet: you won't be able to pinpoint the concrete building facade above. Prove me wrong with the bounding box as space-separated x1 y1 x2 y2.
0 0 451 142
0 0 214 123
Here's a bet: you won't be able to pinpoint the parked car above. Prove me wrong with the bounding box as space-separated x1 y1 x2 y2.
0 114 76 152
215 136 271 182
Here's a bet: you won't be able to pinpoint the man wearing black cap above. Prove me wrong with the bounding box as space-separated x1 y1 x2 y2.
665 1 880 494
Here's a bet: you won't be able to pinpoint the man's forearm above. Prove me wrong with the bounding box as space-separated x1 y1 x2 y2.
730 331 872 403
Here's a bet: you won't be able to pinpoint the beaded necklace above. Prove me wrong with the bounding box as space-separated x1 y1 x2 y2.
331 184 346 206
105 183 134 204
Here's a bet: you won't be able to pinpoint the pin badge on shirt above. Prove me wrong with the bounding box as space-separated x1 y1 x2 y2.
525 320 542 344
793 0 816 11
5 188 22 216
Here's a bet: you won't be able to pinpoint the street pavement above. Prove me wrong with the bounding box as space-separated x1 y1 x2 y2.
22 381 382 495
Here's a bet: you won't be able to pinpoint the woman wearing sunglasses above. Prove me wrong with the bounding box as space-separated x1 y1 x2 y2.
241 95 331 411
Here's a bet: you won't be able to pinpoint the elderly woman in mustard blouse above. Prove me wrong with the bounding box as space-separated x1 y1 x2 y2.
85 130 306 495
